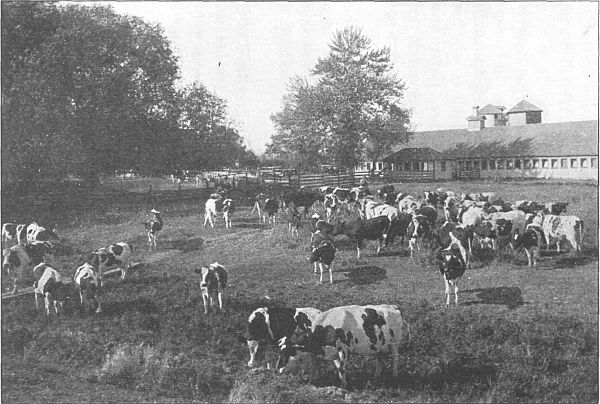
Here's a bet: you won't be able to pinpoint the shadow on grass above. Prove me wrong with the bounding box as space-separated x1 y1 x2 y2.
235 223 264 229
462 286 524 309
343 266 387 285
167 237 205 252
101 297 159 316
377 248 410 258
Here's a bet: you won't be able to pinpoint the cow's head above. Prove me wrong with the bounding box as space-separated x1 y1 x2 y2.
195 266 219 291
2 247 25 272
496 218 513 237
439 247 466 272
410 215 431 239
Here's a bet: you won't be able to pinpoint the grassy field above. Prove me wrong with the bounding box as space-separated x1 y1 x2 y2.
2 179 598 403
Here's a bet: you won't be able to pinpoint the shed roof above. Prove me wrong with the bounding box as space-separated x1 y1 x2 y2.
479 104 506 114
383 147 442 162
507 99 543 114
390 120 597 159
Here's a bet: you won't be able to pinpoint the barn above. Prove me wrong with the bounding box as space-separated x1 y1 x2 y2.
356 100 598 181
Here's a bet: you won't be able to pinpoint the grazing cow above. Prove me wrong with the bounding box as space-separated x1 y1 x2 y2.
2 242 55 294
371 203 400 222
415 205 437 226
87 242 133 286
286 206 302 237
532 213 584 252
543 202 569 216
377 185 395 202
204 194 223 228
332 216 391 259
484 210 527 247
510 228 542 267
263 198 280 226
194 262 228 314
145 209 163 250
407 214 433 257
278 305 408 389
437 221 471 269
324 194 339 223
309 232 336 285
2 223 27 246
26 223 59 244
280 189 320 218
74 263 102 314
32 263 74 315
513 200 545 214
238 306 323 369
444 196 461 222
385 213 412 248
438 247 467 306
222 198 235 229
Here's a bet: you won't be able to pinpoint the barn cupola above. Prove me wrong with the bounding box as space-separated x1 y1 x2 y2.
507 99 543 125
466 106 485 131
479 104 507 127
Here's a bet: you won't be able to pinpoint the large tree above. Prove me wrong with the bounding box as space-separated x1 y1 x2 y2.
271 27 411 172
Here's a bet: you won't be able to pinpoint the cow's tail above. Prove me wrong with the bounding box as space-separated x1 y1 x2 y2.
576 220 584 251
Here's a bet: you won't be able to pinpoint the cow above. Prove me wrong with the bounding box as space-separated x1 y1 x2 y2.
263 198 280 227
443 196 461 223
194 262 227 314
87 242 133 286
145 209 163 250
438 247 467 306
324 193 339 223
252 193 270 223
384 213 412 249
482 210 527 250
532 213 584 252
74 262 102 314
423 191 440 208
377 185 396 203
238 306 323 369
543 202 569 216
458 205 486 252
309 231 336 285
204 194 223 228
279 189 321 218
310 216 335 243
510 227 542 267
370 203 400 223
278 305 408 389
319 186 336 196
513 200 546 214
222 198 235 229
26 223 59 244
2 223 27 246
286 206 302 237
407 214 433 258
437 221 471 269
32 262 75 316
397 195 418 214
2 242 55 294
415 205 437 226
331 216 391 259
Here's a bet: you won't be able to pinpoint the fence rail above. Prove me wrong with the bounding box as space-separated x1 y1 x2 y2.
385 171 435 182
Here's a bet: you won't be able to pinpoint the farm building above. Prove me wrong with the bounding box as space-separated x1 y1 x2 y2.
356 100 598 181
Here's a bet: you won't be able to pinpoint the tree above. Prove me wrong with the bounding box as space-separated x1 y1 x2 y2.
271 27 411 172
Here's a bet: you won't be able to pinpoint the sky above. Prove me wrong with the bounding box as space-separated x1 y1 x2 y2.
94 2 597 153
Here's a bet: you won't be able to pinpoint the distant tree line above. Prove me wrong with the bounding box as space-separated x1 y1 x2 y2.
1 2 258 184
270 27 412 173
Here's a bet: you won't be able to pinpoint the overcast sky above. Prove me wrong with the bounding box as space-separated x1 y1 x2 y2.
95 2 598 153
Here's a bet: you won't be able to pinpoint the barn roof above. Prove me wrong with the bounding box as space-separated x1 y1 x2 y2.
390 120 598 159
383 147 442 162
507 99 543 114
479 104 505 114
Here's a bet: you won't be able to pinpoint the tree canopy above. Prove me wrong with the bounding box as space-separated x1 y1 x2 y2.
270 27 411 172
1 2 249 183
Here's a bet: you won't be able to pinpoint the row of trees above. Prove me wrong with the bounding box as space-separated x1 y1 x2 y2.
270 27 412 173
1 2 258 183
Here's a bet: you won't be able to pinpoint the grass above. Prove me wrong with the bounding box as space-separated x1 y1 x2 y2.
1 179 598 403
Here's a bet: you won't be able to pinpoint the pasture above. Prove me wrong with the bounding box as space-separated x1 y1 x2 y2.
2 179 598 403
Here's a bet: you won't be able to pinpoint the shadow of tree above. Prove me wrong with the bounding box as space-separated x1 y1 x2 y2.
344 266 387 285
462 286 524 309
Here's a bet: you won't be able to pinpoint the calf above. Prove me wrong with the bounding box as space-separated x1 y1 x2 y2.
87 242 133 286
222 198 235 229
286 206 302 237
310 216 335 243
238 306 323 369
2 223 27 246
324 193 339 223
204 194 223 228
263 198 280 226
145 209 163 250
280 189 320 218
407 214 433 257
2 242 55 294
32 263 74 315
438 247 467 306
309 232 336 285
26 223 59 244
533 213 584 252
74 262 102 314
194 262 227 314
332 216 391 259
252 193 269 223
511 228 542 267
279 305 408 389
437 221 471 269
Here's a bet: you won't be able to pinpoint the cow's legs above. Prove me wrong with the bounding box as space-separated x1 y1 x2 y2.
44 293 51 316
318 263 324 284
202 293 210 314
217 290 223 310
35 292 40 310
391 343 399 377
328 263 333 285
524 248 533 267
247 340 260 367
453 280 460 305
313 262 318 274
374 352 384 379
444 277 451 306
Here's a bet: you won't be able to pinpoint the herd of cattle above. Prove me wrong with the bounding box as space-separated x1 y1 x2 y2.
1 182 587 388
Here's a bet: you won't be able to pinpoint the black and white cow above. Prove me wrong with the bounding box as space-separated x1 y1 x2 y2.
324 193 339 223
377 185 395 201
2 223 27 246
543 202 569 216
286 205 302 237
252 193 270 224
222 198 235 229
238 307 323 369
194 262 227 314
145 209 163 250
407 214 433 258
309 231 336 285
74 262 102 314
32 262 75 316
510 227 542 267
332 216 391 259
437 221 471 269
438 247 467 306
512 200 546 214
423 191 441 208
26 223 59 244
263 198 280 227
384 213 412 249
87 242 133 286
531 213 584 252
278 305 408 389
204 194 223 228
279 189 321 218
443 196 461 223
2 242 55 294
